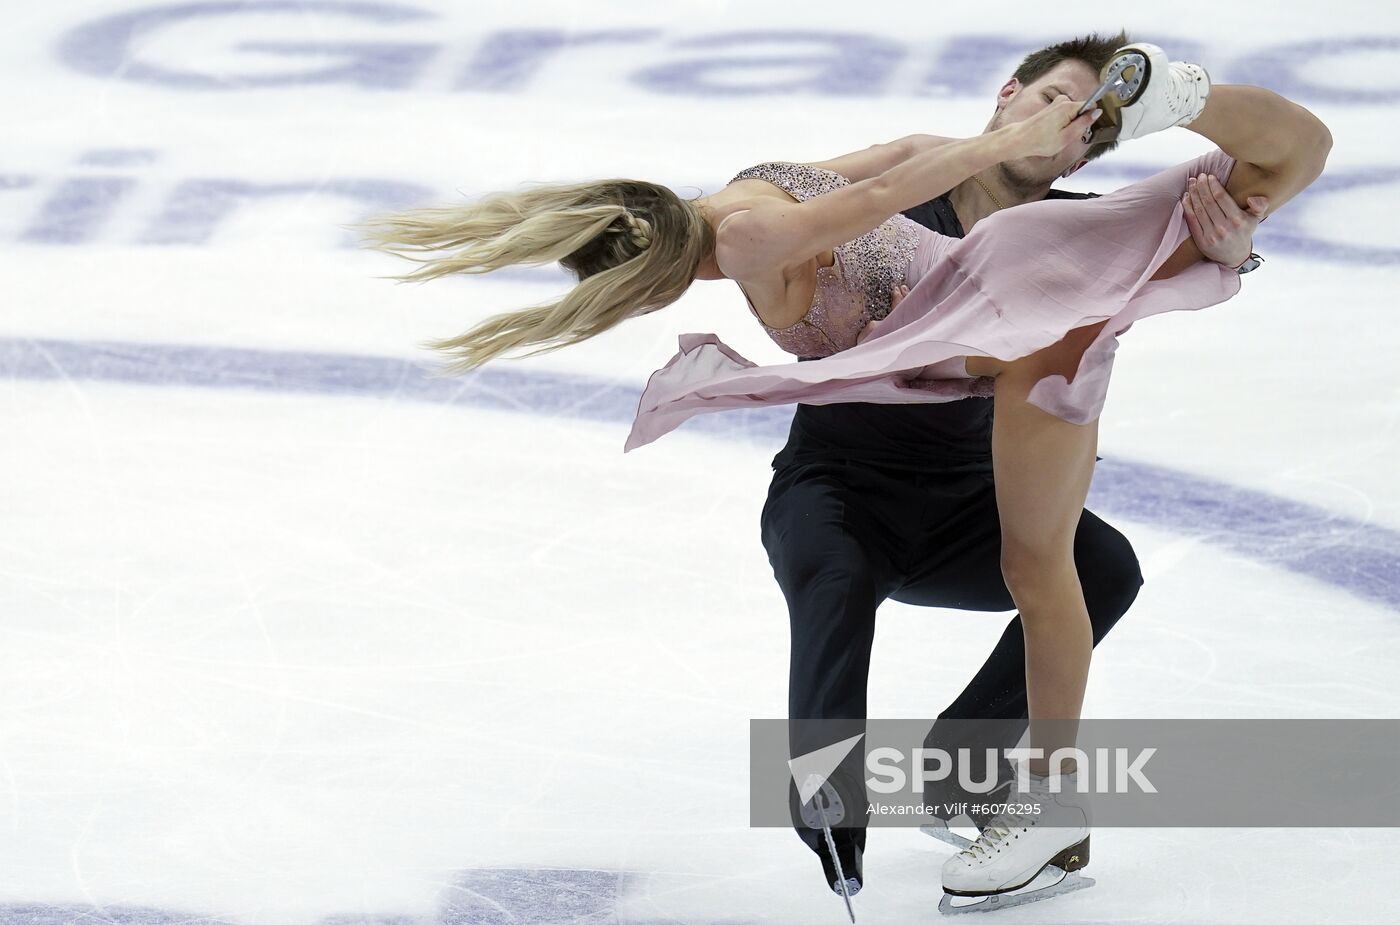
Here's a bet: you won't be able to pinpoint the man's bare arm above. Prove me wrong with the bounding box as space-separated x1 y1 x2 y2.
1150 84 1331 280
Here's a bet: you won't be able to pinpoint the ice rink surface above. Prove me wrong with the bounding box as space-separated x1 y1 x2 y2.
3 1 1399 922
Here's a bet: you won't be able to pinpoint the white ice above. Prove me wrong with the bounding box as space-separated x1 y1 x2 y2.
2 2 1399 923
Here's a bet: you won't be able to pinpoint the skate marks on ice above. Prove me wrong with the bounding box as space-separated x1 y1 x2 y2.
0 336 793 444
438 868 752 925
0 868 756 925
0 906 241 925
5 335 1400 613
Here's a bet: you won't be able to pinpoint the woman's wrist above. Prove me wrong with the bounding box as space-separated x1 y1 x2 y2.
975 123 1027 164
876 127 1021 215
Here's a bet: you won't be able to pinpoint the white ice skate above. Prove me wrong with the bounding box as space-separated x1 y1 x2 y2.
937 771 1095 915
1083 42 1210 144
920 776 1010 851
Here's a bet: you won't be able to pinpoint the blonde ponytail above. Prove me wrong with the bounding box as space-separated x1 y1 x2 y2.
361 179 711 375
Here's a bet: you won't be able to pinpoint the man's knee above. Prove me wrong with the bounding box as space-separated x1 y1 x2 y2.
1073 511 1145 641
762 478 879 598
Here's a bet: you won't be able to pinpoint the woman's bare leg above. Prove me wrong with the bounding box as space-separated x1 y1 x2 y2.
1184 84 1331 211
975 328 1102 777
1151 84 1331 280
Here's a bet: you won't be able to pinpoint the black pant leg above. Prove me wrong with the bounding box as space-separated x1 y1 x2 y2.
760 462 907 865
762 464 901 722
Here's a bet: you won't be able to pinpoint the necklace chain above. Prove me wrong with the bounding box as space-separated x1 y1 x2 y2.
971 173 1005 211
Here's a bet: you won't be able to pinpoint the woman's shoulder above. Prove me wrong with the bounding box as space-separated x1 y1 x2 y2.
728 162 849 201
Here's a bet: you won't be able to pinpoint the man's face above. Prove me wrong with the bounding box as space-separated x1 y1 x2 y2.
988 59 1103 189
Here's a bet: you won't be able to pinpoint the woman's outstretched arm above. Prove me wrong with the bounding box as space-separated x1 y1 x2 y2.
717 99 1098 279
805 134 954 183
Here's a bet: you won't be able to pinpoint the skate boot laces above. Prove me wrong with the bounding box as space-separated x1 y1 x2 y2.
958 815 1019 862
1164 62 1209 124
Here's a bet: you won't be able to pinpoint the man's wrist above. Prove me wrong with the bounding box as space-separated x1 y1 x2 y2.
1233 252 1265 274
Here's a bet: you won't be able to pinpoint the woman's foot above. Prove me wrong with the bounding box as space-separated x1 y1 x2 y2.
1093 43 1211 143
940 771 1091 897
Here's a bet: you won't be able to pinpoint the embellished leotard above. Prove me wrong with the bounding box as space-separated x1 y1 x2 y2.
727 162 920 356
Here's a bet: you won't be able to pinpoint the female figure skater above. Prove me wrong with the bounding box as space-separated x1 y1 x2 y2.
364 42 1330 906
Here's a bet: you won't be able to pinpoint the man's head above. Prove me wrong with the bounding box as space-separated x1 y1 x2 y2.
986 31 1130 192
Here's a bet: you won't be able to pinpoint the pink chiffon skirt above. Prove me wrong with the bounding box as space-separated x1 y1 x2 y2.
625 149 1241 453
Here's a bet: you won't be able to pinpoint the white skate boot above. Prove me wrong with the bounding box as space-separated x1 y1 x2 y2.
1087 43 1210 143
938 771 1094 915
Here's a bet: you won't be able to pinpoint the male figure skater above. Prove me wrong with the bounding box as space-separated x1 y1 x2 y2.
762 32 1272 899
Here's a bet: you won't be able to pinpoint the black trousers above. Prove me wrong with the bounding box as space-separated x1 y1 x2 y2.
759 459 1145 860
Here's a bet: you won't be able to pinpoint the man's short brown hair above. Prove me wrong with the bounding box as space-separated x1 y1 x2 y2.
1012 31 1130 162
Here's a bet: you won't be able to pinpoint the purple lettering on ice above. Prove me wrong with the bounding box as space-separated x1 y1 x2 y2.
4 159 1389 262
56 1 435 89
78 148 161 167
137 178 432 245
1231 37 1400 104
632 30 902 96
3 336 1399 614
52 9 1393 106
1227 167 1400 264
0 904 232 925
920 35 1034 97
230 40 438 89
21 178 139 244
457 29 661 91
922 35 1208 96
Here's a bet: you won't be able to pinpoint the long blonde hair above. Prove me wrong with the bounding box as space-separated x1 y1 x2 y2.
361 179 714 375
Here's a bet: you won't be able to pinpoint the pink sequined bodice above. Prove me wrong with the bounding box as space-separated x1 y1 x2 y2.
728 162 923 357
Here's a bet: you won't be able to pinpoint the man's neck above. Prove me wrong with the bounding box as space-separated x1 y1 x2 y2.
949 168 1054 233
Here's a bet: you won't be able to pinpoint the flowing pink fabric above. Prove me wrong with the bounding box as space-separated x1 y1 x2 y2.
625 149 1240 453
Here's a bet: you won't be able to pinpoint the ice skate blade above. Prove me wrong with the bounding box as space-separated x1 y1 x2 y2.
820 818 856 922
938 869 1095 915
833 875 857 923
1082 49 1149 145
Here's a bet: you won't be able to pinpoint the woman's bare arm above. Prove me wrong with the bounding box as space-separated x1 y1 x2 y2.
718 131 1017 279
805 134 955 183
718 99 1096 279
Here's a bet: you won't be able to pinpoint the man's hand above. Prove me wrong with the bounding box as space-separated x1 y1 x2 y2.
1182 172 1268 268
